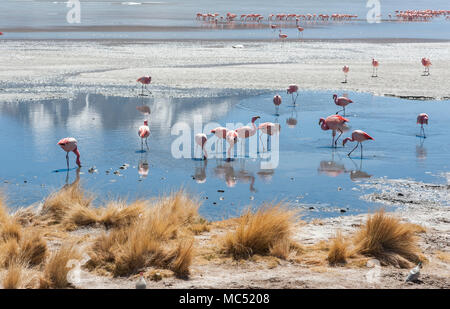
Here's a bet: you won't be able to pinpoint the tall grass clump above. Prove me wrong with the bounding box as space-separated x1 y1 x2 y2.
327 231 349 265
41 181 93 224
222 203 298 259
87 191 198 277
353 209 422 268
40 244 80 289
2 261 23 289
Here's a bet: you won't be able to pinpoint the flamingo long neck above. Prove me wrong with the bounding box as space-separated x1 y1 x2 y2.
343 137 354 146
73 147 81 167
250 120 258 135
321 121 329 130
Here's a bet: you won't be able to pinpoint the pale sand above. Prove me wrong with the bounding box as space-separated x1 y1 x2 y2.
0 40 449 103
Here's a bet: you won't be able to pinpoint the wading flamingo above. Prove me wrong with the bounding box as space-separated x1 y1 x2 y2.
287 84 299 105
342 65 349 83
195 133 208 160
279 29 288 39
297 26 304 38
319 115 349 147
226 130 238 161
258 122 281 152
211 126 228 154
138 120 150 150
343 130 374 158
57 137 81 169
417 113 429 138
273 95 282 114
372 58 379 77
136 76 152 96
421 58 431 76
333 94 353 116
236 116 260 152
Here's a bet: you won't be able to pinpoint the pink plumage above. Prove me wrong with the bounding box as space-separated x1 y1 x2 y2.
137 76 151 85
57 137 81 168
417 113 429 125
287 84 298 94
273 95 282 106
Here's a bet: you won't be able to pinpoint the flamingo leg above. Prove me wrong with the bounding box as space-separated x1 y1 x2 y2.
360 143 363 158
145 138 149 150
141 139 144 151
66 153 69 170
331 131 336 147
347 142 359 157
267 134 270 151
335 130 343 147
259 134 266 152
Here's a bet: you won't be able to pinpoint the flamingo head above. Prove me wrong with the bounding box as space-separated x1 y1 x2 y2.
319 118 328 130
332 94 337 100
144 120 148 126
342 137 351 147
210 129 216 134
251 116 260 123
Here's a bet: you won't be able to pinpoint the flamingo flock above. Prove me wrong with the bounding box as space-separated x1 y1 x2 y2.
58 50 434 169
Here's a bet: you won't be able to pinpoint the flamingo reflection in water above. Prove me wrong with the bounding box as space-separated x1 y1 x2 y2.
213 160 256 192
349 158 372 181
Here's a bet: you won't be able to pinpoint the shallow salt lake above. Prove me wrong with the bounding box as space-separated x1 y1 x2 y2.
0 90 449 220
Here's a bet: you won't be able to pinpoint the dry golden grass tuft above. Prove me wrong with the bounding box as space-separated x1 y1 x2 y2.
221 203 298 260
40 244 80 289
168 239 194 278
2 261 23 289
0 219 22 242
18 229 47 266
327 231 349 266
97 200 146 229
353 209 423 268
87 191 199 277
41 181 93 224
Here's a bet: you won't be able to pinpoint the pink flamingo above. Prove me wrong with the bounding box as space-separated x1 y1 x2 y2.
319 115 349 147
194 133 208 160
343 130 374 157
57 137 81 169
371 58 379 77
417 113 429 138
226 130 238 161
236 116 260 150
273 95 282 114
136 76 152 96
287 84 299 105
211 126 228 154
421 58 431 76
342 65 349 83
278 29 288 39
0 32 3 35
258 122 281 152
297 26 304 38
138 120 150 150
333 94 353 116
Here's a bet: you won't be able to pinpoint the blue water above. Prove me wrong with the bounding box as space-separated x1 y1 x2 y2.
1 90 448 220
0 0 449 40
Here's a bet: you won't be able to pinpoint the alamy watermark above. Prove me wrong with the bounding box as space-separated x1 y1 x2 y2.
66 0 81 24
170 116 279 170
366 0 381 23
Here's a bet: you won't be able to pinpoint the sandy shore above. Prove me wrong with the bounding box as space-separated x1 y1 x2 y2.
0 40 449 103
